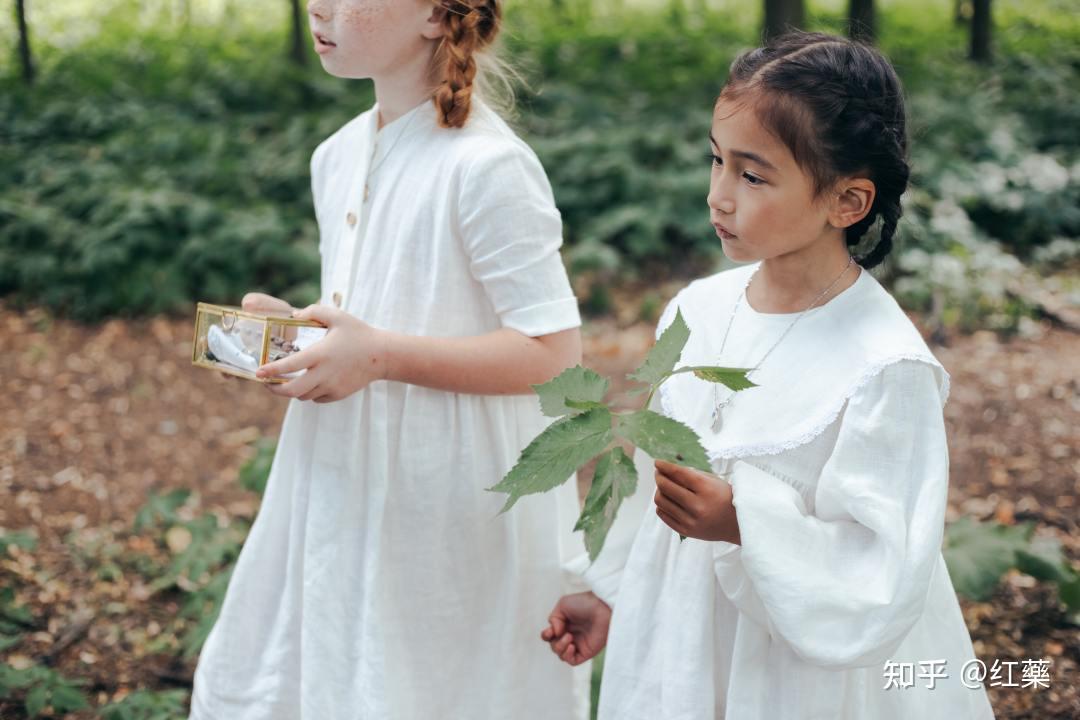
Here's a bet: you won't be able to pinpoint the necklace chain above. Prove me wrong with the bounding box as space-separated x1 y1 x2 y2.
711 257 856 431
363 106 421 202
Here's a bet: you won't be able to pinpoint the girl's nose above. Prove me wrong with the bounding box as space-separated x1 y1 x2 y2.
707 183 735 215
307 0 330 21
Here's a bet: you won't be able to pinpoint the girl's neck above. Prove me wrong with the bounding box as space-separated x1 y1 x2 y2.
373 45 439 130
747 237 860 314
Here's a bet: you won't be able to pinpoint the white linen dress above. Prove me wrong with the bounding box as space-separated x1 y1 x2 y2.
574 263 995 720
190 98 589 720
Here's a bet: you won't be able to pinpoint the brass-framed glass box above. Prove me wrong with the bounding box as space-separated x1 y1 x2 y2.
192 303 326 383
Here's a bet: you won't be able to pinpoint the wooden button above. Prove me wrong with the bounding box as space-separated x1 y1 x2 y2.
332 292 343 308
346 211 357 227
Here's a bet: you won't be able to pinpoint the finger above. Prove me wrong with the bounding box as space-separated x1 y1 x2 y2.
654 468 696 509
266 366 322 399
540 625 554 642
291 303 337 327
656 459 712 492
656 507 687 535
654 489 691 525
553 632 574 656
242 292 290 314
257 346 318 379
547 613 566 638
561 642 577 664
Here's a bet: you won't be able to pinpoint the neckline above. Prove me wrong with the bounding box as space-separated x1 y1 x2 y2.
371 96 433 139
741 262 867 321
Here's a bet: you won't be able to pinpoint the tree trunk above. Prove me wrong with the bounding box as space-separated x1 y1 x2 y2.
289 0 307 66
15 0 34 84
763 0 805 41
970 0 991 63
848 0 875 43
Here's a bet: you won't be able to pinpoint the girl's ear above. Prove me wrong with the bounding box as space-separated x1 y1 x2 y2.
828 178 876 229
422 4 447 40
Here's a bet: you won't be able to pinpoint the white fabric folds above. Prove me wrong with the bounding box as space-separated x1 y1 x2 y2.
585 263 995 720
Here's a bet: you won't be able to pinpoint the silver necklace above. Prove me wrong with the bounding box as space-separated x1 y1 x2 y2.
710 257 856 433
363 105 421 203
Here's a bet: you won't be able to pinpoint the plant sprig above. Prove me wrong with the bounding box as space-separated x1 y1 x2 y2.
488 309 756 560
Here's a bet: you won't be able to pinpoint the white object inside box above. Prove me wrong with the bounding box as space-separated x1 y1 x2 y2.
207 323 327 378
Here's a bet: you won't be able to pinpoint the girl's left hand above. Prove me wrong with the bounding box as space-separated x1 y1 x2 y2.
256 304 388 403
653 459 741 544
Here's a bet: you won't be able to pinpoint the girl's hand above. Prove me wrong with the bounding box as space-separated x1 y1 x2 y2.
653 460 741 544
241 292 294 316
256 304 389 403
540 592 611 666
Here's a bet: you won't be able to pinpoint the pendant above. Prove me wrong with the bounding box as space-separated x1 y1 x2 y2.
711 408 724 433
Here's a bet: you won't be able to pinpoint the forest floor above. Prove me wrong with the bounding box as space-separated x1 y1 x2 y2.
1 298 1077 718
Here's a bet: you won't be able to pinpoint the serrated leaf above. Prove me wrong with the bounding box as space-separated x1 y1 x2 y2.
628 308 689 386
687 366 757 391
489 408 614 512
533 365 610 418
614 409 711 472
943 517 1033 601
574 448 638 561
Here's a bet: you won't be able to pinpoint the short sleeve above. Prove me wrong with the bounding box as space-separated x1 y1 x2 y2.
719 360 950 669
458 139 581 337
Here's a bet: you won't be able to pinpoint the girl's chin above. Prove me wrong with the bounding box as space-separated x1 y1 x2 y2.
720 239 759 264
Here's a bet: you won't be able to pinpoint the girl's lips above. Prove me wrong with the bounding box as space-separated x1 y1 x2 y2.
313 33 336 54
714 223 738 240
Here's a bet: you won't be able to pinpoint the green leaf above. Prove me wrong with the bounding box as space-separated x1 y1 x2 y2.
628 308 689 386
685 366 757 392
489 408 614 512
0 634 21 652
1015 536 1080 612
25 683 48 718
574 448 638 561
533 365 610 418
49 683 89 713
943 517 1033 601
614 409 711 472
238 437 275 496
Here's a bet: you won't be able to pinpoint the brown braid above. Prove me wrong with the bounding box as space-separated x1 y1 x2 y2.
431 1 500 129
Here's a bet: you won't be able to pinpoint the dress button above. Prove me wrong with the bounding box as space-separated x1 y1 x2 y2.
346 211 357 227
332 292 343 308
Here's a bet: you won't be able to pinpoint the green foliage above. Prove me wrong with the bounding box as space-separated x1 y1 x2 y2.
98 689 189 720
492 324 752 557
0 664 89 718
239 437 276 496
489 408 616 513
944 517 1080 618
0 530 38 555
575 448 638 562
627 309 690 386
133 489 192 533
534 365 610 418
2 1 1075 320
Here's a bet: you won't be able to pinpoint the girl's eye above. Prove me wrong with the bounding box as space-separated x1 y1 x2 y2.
743 172 765 186
706 153 722 167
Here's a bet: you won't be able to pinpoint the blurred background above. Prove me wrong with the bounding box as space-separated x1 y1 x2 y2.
0 1 1077 718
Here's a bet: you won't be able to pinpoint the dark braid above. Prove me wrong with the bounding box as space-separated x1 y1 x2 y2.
719 32 910 269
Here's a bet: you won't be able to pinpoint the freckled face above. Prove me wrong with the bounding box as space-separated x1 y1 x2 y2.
707 98 832 264
306 0 435 79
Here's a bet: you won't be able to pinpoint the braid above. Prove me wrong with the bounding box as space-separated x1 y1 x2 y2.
432 1 500 129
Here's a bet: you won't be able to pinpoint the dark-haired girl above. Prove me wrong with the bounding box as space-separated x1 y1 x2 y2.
542 32 994 719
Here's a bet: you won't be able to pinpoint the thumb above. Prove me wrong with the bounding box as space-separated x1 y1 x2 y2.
292 304 336 327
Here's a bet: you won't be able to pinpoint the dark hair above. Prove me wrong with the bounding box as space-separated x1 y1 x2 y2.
718 32 909 270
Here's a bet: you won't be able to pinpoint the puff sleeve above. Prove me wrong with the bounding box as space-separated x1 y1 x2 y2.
717 360 950 669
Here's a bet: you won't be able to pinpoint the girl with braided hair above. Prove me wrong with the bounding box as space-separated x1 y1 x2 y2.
543 32 994 720
190 2 589 718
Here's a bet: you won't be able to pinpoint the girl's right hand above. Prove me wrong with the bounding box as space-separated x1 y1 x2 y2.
540 591 612 666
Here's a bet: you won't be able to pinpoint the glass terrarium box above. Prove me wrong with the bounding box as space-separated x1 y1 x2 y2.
191 303 327 383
